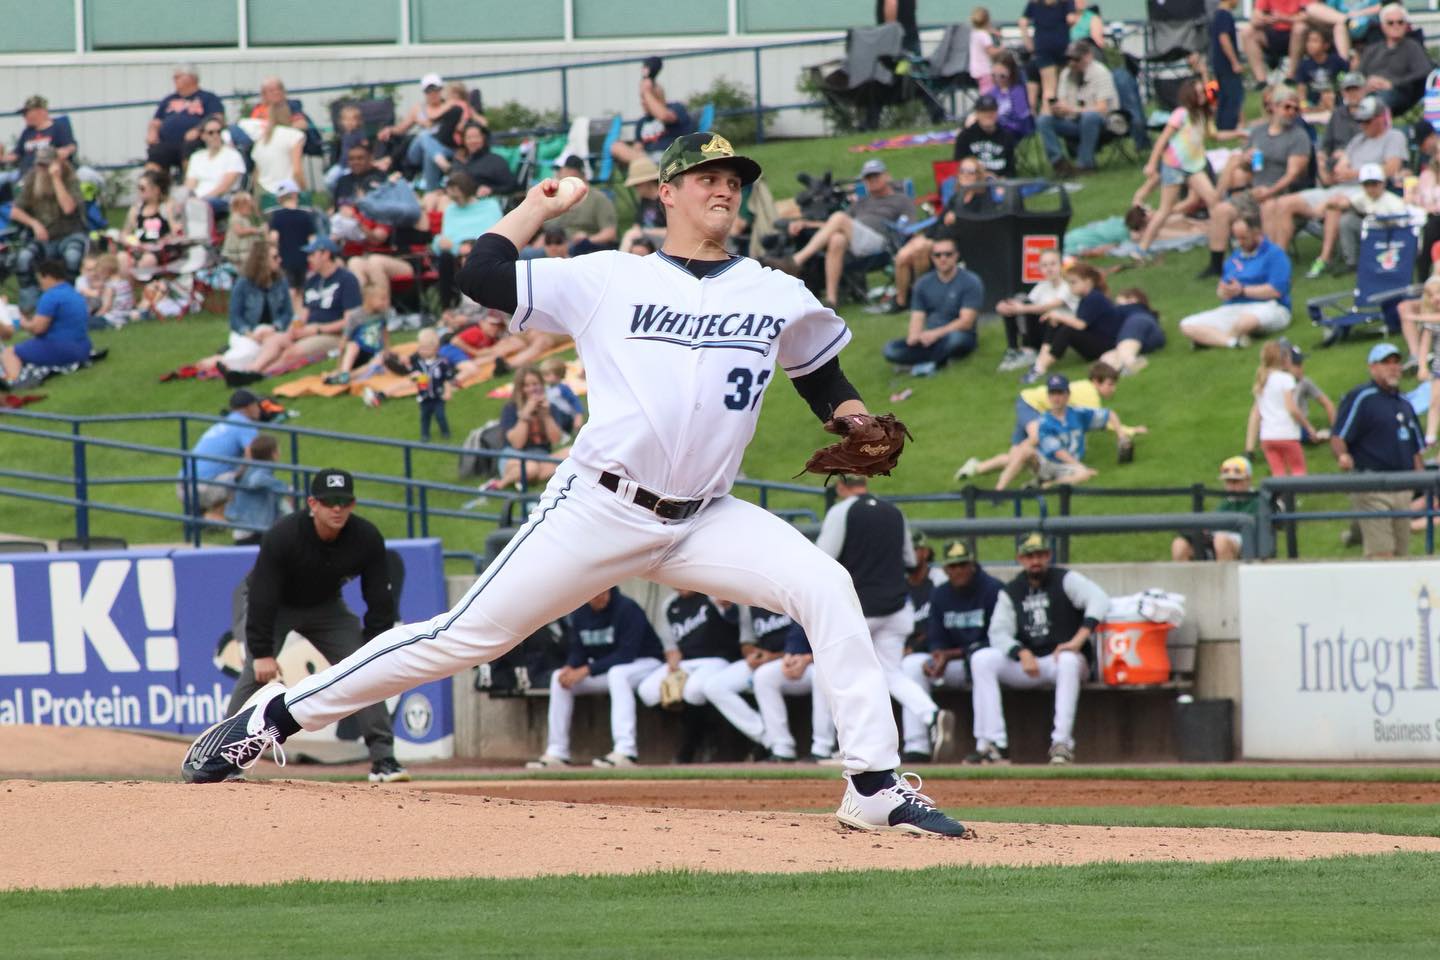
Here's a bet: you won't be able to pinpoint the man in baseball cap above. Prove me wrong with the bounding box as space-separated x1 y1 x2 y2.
1172 456 1256 562
763 148 917 307
658 132 762 186
219 464 409 783
1304 154 1406 279
3 94 75 178
898 536 1003 763
1332 342 1424 549
953 94 1017 178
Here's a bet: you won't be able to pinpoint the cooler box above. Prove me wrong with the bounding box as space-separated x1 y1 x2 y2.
1096 620 1172 685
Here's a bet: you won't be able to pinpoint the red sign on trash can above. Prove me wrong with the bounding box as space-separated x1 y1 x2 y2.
1021 235 1060 283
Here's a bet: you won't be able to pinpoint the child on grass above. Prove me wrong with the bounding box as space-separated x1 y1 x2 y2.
222 192 265 271
224 433 292 545
324 283 391 386
1245 341 1310 476
540 356 585 435
410 327 456 442
1134 78 1219 257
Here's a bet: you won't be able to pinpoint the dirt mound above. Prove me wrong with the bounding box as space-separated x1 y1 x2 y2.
3 780 1436 891
416 776 1440 809
0 726 187 778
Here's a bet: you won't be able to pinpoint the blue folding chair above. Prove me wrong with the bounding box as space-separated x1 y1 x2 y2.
1306 214 1420 347
594 115 624 184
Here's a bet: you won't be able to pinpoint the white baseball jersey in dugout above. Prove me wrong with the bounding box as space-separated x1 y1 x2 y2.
514 251 851 500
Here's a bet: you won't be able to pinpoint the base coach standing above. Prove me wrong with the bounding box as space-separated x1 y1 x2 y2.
227 468 409 782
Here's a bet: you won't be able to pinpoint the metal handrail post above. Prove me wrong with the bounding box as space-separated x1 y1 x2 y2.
1284 491 1299 558
419 486 430 538
403 446 416 539
1256 491 1274 559
289 431 303 501
71 424 89 543
1428 488 1436 555
560 66 570 126
753 47 765 143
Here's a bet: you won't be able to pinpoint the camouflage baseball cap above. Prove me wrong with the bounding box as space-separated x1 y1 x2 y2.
1016 532 1050 555
658 132 762 185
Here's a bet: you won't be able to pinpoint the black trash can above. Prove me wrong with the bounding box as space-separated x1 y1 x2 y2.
1175 697 1234 762
936 182 1072 311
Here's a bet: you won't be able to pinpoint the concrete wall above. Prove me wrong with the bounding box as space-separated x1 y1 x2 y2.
446 560 1245 763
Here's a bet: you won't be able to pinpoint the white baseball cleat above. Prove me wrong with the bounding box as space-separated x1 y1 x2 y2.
591 751 638 768
524 753 573 770
835 772 976 838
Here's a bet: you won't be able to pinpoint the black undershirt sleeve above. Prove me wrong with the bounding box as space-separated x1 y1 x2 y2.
456 233 521 314
791 356 861 422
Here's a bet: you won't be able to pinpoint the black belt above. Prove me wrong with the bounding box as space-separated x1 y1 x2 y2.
599 471 705 521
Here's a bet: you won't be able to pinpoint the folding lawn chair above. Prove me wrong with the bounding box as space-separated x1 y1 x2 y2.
1306 213 1421 347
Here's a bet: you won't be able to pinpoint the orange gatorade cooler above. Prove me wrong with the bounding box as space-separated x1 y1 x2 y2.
1096 621 1172 685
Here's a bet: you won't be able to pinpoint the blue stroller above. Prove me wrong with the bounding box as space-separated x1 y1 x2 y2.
1305 213 1421 347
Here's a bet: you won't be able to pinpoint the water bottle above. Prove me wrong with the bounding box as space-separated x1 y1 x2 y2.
1251 149 1264 173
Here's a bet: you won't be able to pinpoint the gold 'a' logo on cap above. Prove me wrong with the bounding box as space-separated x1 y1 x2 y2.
700 134 733 157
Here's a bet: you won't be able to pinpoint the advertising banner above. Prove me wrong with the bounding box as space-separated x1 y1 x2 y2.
0 540 453 761
1240 562 1440 759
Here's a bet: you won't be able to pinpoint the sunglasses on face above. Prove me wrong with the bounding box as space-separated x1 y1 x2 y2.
932 250 958 258
1383 18 1405 25
202 128 222 135
316 496 355 508
1277 103 1299 112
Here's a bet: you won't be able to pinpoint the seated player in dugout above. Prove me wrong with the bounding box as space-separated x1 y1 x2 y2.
527 586 664 770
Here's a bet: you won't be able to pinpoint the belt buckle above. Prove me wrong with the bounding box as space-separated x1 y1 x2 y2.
652 497 694 521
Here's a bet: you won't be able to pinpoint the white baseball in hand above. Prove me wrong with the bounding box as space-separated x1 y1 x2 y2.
554 176 586 205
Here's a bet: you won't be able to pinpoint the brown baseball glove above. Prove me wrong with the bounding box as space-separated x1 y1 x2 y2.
804 413 912 479
658 668 688 711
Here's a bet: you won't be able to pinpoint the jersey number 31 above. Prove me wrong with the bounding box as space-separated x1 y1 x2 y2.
724 367 771 411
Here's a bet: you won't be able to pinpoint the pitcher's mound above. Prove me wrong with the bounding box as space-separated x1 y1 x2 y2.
3 780 1436 890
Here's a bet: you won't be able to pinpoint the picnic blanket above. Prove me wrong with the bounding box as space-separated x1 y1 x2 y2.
270 338 577 400
849 129 957 152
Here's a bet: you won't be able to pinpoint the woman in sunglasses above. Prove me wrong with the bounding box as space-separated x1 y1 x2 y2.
183 114 246 215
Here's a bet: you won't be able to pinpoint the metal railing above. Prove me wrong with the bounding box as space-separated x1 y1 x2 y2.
5 409 1437 564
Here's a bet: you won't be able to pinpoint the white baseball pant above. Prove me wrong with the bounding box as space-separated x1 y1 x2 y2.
636 657 730 708
868 604 939 725
703 658 767 744
969 646 1086 750
899 652 969 755
544 657 660 761
752 658 835 759
283 462 901 774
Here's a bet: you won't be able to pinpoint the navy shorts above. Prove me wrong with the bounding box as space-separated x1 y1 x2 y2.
1117 312 1167 354
15 337 91 368
1011 395 1042 445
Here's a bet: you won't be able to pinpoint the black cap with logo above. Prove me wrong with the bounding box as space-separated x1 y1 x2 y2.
309 468 356 503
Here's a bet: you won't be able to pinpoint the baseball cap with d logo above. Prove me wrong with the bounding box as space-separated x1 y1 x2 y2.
659 132 762 186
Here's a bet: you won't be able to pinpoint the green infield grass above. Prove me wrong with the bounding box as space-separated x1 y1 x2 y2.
1 854 1433 959
957 803 1440 837
277 763 1440 784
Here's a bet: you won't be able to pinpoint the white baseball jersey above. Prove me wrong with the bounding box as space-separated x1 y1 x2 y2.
514 251 850 500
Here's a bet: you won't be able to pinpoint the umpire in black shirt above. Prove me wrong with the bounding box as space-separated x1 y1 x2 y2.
226 467 408 782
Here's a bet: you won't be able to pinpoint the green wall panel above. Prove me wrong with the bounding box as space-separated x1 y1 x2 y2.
740 0 1151 33
739 0 871 33
414 0 564 42
0 1 75 52
248 0 400 46
88 0 236 50
573 0 725 39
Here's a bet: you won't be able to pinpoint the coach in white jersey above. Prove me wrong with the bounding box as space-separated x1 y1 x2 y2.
181 132 972 838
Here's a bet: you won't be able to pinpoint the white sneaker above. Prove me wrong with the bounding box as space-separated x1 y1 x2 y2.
592 751 638 768
953 457 981 482
835 772 974 837
1048 742 1075 765
524 753 572 770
